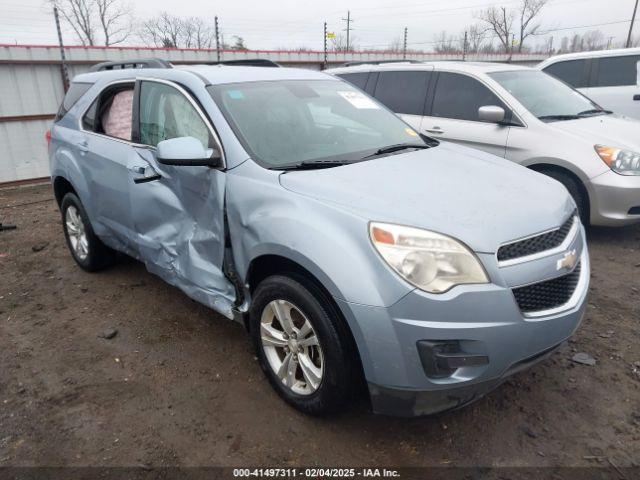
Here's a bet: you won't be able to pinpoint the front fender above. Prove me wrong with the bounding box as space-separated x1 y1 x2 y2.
226 161 413 308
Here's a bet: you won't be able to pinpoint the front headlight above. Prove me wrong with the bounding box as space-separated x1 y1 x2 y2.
369 222 489 293
595 145 640 175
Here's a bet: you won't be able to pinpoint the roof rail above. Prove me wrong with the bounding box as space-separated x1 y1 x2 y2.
218 59 281 68
90 58 172 72
342 59 424 67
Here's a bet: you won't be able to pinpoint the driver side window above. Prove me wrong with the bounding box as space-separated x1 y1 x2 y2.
139 81 213 149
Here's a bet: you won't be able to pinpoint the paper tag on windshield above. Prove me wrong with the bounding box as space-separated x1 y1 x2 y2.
338 91 380 109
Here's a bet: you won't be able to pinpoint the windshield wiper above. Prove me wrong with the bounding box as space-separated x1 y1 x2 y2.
538 114 580 121
277 159 353 171
577 109 612 117
363 143 430 159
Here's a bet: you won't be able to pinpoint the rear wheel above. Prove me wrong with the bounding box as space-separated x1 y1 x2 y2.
250 274 355 415
540 169 589 225
61 193 116 271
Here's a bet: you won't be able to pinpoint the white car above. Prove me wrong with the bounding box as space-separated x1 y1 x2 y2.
328 61 640 226
538 48 640 120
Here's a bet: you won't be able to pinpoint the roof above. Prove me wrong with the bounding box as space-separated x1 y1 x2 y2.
73 65 334 85
325 61 531 75
538 47 640 67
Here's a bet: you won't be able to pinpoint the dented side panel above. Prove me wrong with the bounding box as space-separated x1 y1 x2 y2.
128 147 236 319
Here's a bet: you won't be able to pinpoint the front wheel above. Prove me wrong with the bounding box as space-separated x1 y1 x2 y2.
249 274 355 415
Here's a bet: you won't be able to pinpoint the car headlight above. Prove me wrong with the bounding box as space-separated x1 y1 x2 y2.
369 222 488 293
595 145 640 175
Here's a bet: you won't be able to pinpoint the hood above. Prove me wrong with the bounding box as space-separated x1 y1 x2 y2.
549 115 640 152
279 143 575 253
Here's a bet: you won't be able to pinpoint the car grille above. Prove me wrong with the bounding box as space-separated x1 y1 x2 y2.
512 262 581 314
497 213 576 262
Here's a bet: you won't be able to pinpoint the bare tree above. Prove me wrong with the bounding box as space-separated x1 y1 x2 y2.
52 0 131 46
476 6 514 53
433 31 460 54
476 0 548 53
231 36 247 50
388 37 403 53
583 30 605 50
465 24 487 53
95 0 131 46
138 13 216 49
53 0 96 46
517 0 548 52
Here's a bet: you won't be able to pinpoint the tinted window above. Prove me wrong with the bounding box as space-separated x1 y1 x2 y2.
543 59 588 88
431 73 506 122
338 73 369 90
594 55 640 87
139 81 213 149
55 82 93 121
373 71 431 115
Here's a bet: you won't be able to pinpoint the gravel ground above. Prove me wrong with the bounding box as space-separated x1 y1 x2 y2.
0 183 639 471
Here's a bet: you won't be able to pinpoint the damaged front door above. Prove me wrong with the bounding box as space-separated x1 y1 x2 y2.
128 78 236 318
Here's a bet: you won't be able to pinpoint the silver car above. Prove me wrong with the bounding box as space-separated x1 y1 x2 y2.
48 60 588 417
329 62 640 226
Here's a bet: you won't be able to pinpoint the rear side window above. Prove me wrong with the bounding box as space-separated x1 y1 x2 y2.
372 71 431 115
543 59 588 88
82 83 134 141
55 82 93 121
594 55 640 87
431 72 506 122
337 73 369 90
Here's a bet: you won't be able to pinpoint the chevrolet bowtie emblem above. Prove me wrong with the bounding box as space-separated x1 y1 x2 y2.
557 249 578 271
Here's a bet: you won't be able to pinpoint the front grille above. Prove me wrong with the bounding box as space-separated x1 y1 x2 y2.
512 262 581 314
497 213 576 262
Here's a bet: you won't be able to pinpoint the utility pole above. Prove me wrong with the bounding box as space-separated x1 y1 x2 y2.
402 27 408 59
548 36 554 56
323 22 328 70
342 11 353 52
53 6 69 92
215 16 221 62
626 0 639 48
607 36 615 49
462 30 468 61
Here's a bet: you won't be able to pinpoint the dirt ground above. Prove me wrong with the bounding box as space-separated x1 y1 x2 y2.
0 183 639 471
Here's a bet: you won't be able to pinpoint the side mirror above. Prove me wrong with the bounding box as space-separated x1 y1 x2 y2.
478 105 506 124
156 136 222 168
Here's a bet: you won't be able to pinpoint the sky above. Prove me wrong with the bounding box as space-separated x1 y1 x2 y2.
0 0 637 52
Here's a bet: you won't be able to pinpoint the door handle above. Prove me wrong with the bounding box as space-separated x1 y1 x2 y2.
425 127 444 135
76 140 89 154
634 94 640 101
130 165 162 184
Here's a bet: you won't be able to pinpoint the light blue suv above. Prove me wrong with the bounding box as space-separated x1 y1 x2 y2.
48 60 589 417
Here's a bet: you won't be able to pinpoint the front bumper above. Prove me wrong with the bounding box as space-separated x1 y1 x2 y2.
335 231 589 417
589 169 640 226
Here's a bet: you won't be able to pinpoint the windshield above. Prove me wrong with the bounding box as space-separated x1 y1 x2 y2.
207 80 427 168
488 70 606 121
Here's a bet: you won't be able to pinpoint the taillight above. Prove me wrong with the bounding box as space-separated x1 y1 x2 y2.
45 129 51 147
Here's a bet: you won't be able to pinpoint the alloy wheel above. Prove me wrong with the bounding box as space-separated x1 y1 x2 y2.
65 205 89 261
260 299 324 395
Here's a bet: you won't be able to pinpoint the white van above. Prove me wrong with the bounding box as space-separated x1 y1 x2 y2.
328 61 640 226
537 48 640 120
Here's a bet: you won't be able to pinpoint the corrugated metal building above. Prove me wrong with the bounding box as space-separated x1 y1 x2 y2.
0 44 546 184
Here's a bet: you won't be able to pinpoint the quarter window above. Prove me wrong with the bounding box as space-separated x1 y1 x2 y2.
594 55 640 87
543 59 588 88
55 82 93 121
138 81 213 149
337 73 369 91
372 71 431 115
431 73 506 122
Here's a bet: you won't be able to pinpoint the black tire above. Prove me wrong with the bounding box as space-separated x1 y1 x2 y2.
60 192 116 271
249 274 356 415
541 169 590 225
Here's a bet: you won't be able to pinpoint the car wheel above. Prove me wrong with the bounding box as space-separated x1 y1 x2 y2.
61 192 116 271
250 274 355 415
542 170 589 226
